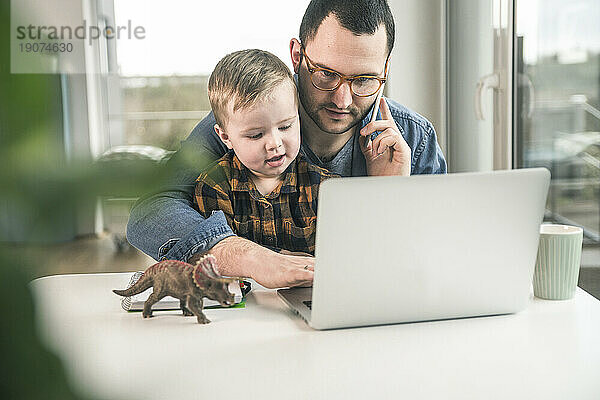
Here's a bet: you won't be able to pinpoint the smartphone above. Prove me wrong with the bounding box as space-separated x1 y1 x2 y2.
368 83 385 145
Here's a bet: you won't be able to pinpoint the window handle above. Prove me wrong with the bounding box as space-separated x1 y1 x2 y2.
474 72 500 121
518 73 535 119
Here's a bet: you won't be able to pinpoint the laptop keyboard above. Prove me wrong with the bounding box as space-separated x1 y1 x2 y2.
303 300 312 310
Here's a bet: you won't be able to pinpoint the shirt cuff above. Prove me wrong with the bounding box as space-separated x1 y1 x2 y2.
158 211 235 262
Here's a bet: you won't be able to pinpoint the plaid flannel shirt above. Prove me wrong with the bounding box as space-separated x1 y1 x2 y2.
194 151 338 254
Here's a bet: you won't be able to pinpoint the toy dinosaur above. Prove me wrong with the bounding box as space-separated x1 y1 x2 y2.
113 254 239 324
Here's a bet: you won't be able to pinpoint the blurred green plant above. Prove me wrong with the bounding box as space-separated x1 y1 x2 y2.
0 253 95 400
0 2 191 398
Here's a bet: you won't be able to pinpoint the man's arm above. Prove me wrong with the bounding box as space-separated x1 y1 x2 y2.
127 112 315 287
410 121 447 175
382 98 447 175
192 166 314 287
358 98 412 176
127 112 232 261
196 236 315 288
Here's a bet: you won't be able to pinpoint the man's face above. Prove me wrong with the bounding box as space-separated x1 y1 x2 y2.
293 15 389 135
216 81 300 180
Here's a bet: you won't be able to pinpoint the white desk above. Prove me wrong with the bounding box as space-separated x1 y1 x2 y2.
31 273 600 400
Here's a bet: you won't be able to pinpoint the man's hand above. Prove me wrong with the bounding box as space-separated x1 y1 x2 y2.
279 249 313 257
254 252 315 288
358 98 411 176
200 236 314 289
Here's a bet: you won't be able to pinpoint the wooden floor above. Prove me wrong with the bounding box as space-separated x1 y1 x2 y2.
5 233 600 301
5 233 154 280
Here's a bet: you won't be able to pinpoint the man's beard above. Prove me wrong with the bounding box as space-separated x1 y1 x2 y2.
297 72 372 135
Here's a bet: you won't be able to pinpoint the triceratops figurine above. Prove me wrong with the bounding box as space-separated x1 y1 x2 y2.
113 254 239 324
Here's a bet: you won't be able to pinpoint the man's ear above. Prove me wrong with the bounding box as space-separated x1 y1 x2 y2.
290 38 302 74
214 124 233 150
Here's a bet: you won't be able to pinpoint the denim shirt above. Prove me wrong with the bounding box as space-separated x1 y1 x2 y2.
126 97 447 261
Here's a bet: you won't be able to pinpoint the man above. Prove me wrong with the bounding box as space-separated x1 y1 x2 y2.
127 0 447 288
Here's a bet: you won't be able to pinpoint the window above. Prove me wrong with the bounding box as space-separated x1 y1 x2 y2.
103 0 311 151
515 0 600 244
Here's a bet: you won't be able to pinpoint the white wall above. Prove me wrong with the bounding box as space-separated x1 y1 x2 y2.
388 0 447 155
447 0 495 172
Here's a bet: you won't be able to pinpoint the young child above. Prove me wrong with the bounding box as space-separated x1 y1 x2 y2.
194 49 337 255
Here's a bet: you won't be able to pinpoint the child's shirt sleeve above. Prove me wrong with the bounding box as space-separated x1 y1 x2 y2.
194 174 235 230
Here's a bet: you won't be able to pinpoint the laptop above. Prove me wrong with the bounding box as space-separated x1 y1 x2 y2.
277 168 550 330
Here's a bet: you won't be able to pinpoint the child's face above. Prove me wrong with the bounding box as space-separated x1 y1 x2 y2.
216 81 300 180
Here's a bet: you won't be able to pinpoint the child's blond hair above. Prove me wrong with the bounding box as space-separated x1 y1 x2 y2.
208 49 297 128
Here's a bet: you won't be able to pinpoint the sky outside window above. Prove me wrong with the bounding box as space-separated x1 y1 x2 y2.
113 0 310 76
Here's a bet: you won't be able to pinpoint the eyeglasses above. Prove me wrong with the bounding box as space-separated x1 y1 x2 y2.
300 44 388 97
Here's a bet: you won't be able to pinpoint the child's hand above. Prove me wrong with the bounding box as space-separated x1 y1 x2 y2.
358 98 411 176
